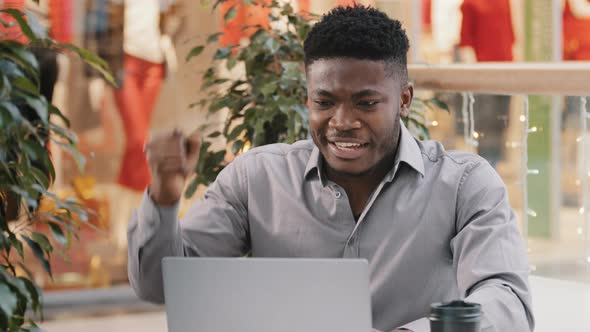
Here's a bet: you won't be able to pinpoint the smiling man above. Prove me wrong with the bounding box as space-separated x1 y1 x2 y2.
128 5 534 332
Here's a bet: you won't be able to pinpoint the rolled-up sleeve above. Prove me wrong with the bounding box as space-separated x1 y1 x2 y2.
127 156 251 303
452 161 534 332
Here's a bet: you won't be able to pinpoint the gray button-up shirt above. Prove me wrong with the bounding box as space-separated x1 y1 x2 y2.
128 124 534 332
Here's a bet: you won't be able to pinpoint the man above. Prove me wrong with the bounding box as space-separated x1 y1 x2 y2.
128 5 534 332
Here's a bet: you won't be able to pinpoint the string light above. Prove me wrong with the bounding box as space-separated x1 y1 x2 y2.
467 93 478 147
521 95 534 242
578 96 589 269
506 141 521 148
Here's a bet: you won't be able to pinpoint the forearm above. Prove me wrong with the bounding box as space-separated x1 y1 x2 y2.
465 281 532 331
127 191 184 303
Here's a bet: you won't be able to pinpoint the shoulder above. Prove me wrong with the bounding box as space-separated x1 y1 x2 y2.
420 139 487 169
418 139 501 189
229 140 314 172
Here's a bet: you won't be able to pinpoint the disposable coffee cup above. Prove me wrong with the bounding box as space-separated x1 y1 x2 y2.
429 300 482 332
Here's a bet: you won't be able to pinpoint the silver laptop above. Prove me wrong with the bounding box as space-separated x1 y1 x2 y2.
162 257 372 332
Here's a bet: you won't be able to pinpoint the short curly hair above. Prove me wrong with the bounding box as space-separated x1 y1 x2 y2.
304 5 410 80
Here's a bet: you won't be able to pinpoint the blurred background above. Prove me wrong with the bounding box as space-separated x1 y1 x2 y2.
1 0 590 330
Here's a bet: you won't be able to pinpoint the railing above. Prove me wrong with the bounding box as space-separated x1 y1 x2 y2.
409 62 590 95
409 62 590 280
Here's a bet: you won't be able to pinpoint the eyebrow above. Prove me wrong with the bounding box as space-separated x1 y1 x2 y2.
311 89 383 98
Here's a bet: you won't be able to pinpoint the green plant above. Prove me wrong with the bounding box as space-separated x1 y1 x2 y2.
403 96 449 140
0 7 112 331
186 0 447 196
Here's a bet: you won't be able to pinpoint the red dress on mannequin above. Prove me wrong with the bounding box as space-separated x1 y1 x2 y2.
459 0 514 62
114 0 167 192
563 0 590 60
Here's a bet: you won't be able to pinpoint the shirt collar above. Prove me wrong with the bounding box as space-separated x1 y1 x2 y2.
304 121 425 184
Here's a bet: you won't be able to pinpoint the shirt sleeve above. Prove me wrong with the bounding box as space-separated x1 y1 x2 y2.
451 160 534 331
397 317 429 331
127 156 251 303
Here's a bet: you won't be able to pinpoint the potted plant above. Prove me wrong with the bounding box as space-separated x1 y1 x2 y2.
0 7 112 331
186 0 446 196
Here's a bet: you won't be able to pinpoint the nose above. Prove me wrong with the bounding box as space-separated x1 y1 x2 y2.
328 105 361 131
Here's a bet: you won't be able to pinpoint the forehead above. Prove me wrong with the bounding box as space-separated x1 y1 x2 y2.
306 58 399 92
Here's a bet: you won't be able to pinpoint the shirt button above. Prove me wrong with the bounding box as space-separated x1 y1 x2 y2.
334 191 342 198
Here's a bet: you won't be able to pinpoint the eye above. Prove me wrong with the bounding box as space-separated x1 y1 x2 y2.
357 100 380 108
314 100 334 109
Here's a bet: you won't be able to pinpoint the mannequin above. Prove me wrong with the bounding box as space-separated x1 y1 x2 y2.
563 0 590 60
562 0 590 180
458 0 514 168
431 0 462 63
110 0 179 250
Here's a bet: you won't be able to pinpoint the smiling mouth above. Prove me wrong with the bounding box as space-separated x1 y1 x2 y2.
327 140 369 159
331 141 368 149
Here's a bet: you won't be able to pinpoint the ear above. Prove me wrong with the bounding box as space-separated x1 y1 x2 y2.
400 83 413 118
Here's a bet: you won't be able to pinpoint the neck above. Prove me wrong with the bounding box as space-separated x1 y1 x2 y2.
325 149 397 219
326 151 396 194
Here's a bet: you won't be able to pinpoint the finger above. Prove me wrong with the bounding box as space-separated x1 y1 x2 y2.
145 129 185 152
184 131 202 173
185 132 201 156
154 158 186 174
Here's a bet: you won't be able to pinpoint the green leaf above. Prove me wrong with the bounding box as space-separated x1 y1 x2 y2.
18 94 48 123
55 140 86 172
21 140 44 162
0 101 23 122
207 131 221 138
264 38 281 53
231 140 245 155
224 6 238 23
48 104 70 127
185 45 205 62
0 41 39 76
22 235 52 277
0 73 12 101
47 222 67 246
425 98 450 112
207 32 224 44
184 178 200 199
227 123 248 141
0 9 37 42
251 29 268 43
9 234 24 258
59 44 114 85
0 284 17 317
213 47 232 60
49 122 77 144
8 184 38 211
281 61 301 81
19 278 41 314
31 232 52 254
0 59 23 78
12 76 39 96
260 81 276 96
226 57 238 70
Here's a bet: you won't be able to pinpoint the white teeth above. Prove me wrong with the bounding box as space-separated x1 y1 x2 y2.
334 142 361 148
